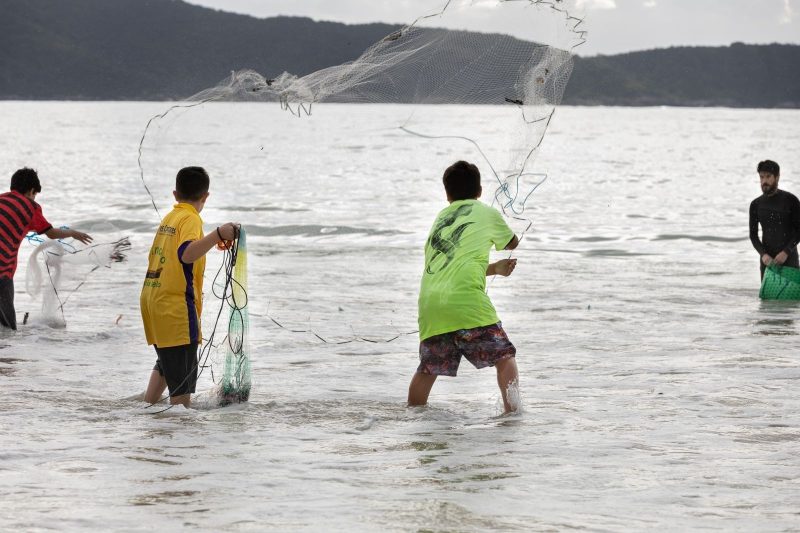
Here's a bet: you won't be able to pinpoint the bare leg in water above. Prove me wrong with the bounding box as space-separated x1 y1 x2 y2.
408 358 519 413
495 357 520 414
143 370 191 407
407 372 438 406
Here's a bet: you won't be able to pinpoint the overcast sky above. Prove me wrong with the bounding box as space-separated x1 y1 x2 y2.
186 0 799 56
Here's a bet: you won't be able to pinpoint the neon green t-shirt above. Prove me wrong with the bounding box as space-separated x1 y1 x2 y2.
418 199 515 340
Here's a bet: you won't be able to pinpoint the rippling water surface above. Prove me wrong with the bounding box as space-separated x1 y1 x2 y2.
1 103 799 531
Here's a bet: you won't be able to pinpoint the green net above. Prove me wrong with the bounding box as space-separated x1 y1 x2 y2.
759 265 800 300
218 227 251 405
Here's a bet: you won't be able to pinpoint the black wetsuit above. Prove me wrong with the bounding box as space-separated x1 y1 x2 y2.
749 189 800 278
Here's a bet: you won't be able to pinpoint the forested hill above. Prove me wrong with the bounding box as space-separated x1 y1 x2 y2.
568 43 800 108
0 0 397 100
2 0 798 107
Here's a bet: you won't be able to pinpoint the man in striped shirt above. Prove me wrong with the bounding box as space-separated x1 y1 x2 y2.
0 168 92 330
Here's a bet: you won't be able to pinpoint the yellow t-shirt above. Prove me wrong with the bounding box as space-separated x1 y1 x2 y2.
140 203 206 347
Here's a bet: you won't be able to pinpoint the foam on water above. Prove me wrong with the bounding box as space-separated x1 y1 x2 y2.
0 103 799 530
504 380 523 415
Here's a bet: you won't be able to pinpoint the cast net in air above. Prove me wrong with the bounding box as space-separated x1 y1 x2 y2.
139 0 585 221
137 0 586 346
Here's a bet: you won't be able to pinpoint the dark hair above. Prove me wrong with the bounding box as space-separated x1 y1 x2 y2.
10 167 42 194
175 166 210 201
757 160 780 176
443 160 481 201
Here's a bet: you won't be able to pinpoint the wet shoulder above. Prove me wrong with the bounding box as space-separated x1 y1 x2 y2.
157 207 191 236
780 189 800 204
1 190 37 210
165 206 200 225
433 200 501 229
467 200 503 222
434 199 466 218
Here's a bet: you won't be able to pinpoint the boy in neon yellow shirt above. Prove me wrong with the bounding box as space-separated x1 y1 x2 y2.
408 161 520 413
140 166 238 408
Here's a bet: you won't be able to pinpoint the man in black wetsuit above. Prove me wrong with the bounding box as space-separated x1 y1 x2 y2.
749 160 800 279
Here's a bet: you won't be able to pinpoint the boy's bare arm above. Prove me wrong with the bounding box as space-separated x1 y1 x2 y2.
45 227 93 244
487 258 517 277
504 235 519 250
180 222 238 264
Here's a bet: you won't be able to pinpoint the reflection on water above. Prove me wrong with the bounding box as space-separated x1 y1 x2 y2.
753 300 800 336
752 318 796 336
130 490 201 506
409 440 449 451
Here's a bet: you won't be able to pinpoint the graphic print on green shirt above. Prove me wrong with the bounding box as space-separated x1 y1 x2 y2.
418 199 515 341
426 203 474 274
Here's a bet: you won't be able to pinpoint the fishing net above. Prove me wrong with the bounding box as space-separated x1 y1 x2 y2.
137 0 586 346
760 265 800 300
138 0 585 221
25 237 131 327
214 227 251 405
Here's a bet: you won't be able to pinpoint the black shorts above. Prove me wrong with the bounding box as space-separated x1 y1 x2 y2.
153 344 198 396
0 278 16 330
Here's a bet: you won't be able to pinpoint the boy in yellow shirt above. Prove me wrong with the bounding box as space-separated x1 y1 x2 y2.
140 166 238 407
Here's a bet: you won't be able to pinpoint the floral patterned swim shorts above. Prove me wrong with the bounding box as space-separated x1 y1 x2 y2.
417 322 516 377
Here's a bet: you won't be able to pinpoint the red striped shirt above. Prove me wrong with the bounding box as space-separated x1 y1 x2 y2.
0 191 52 279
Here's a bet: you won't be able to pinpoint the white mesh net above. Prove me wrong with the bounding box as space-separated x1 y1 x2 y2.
139 0 586 221
136 0 586 345
25 237 131 327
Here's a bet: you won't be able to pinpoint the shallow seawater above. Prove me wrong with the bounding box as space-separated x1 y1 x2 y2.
1 102 799 531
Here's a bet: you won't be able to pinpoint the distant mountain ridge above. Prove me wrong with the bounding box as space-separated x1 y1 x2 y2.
1 0 798 107
568 43 800 108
